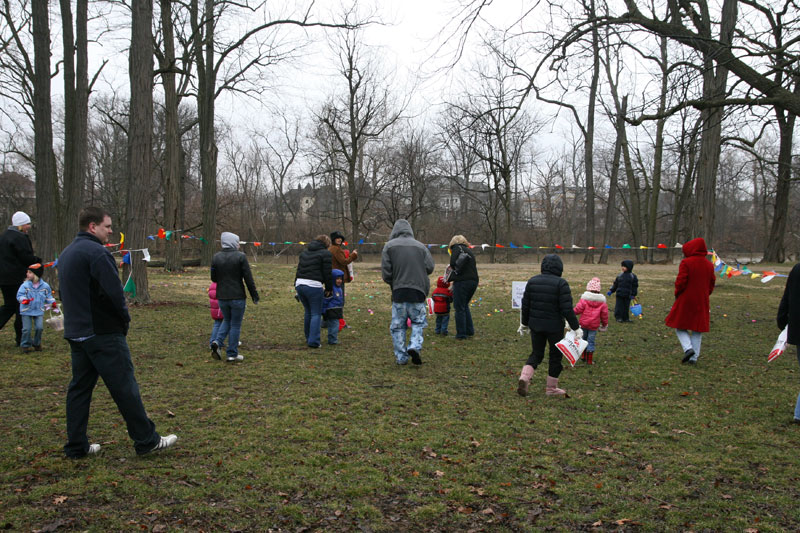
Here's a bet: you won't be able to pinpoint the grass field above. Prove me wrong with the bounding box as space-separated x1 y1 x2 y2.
1 260 798 532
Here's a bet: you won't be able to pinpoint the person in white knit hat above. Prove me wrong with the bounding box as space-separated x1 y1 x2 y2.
0 211 38 347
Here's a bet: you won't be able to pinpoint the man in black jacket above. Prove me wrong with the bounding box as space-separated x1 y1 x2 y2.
517 254 581 397
0 211 38 346
58 207 177 458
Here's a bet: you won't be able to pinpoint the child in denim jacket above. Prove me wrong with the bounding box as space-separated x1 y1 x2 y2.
16 263 56 352
322 269 345 345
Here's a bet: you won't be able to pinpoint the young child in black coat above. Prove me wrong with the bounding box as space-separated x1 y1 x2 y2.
516 254 581 397
607 259 638 322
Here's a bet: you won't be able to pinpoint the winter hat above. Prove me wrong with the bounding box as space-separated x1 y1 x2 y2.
330 231 345 243
220 232 240 250
586 277 602 292
12 211 31 226
28 262 44 279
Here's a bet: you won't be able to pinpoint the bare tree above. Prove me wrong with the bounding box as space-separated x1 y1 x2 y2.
125 0 154 303
316 25 403 243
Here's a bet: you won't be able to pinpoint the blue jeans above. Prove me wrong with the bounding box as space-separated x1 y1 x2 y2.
327 320 339 345
21 315 43 348
435 314 450 334
65 333 160 457
795 350 800 421
210 319 222 348
296 284 323 347
585 329 597 352
215 299 246 357
452 280 478 339
390 302 428 364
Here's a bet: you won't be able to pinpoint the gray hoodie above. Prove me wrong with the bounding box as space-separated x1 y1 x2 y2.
381 219 435 297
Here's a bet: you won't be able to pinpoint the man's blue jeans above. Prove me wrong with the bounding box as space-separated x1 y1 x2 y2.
21 315 43 348
65 333 160 457
296 285 323 347
390 302 427 364
215 299 246 357
452 280 478 339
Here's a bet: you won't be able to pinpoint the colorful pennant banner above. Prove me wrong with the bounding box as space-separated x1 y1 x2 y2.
709 250 786 283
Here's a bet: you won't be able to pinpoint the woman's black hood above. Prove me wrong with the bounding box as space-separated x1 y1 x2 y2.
541 254 563 277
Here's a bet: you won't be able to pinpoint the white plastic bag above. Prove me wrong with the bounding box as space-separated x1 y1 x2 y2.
46 305 64 331
768 326 788 362
555 329 588 367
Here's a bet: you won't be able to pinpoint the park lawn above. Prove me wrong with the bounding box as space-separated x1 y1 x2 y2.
1 260 798 532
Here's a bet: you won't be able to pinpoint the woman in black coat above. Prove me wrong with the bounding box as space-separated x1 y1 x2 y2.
448 235 479 340
777 263 800 423
294 235 333 348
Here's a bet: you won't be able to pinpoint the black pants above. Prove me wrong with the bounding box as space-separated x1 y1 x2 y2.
525 330 563 378
65 333 160 457
614 296 631 321
0 284 22 345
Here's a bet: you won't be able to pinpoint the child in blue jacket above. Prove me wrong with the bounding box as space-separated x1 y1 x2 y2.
322 269 345 345
16 263 57 352
607 259 638 322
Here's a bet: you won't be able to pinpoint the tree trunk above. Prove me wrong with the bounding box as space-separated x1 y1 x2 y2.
646 36 668 263
763 109 795 262
125 0 153 303
194 0 218 266
160 0 183 271
583 0 599 264
691 0 737 245
599 97 624 265
31 0 60 273
59 0 88 249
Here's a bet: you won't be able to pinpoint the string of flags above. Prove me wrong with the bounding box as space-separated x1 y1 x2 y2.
709 250 786 283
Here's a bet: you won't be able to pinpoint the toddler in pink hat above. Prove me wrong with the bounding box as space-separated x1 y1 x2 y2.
573 277 609 365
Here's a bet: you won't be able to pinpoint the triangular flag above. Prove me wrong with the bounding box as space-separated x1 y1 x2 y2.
141 248 150 262
123 274 137 298
358 239 364 245
622 244 631 249
509 242 518 248
119 232 124 247
523 245 532 249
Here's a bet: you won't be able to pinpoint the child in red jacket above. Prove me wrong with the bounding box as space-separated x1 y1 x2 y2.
573 277 609 365
432 276 453 335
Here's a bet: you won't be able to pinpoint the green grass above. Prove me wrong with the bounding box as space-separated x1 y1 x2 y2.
1 261 798 532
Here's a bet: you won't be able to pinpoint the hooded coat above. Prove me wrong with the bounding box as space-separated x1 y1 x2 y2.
295 239 334 292
665 237 715 332
0 227 37 286
777 263 800 345
432 276 453 314
381 219 435 296
609 260 638 299
322 269 345 319
208 282 223 321
211 232 259 302
520 254 579 332
573 291 609 330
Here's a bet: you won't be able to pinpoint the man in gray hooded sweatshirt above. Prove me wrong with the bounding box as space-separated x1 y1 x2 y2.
210 231 259 362
381 219 435 365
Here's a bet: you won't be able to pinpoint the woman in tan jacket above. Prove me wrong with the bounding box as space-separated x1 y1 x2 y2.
329 231 358 283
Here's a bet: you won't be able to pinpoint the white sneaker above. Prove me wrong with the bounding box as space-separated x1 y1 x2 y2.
87 443 101 455
226 354 244 362
143 434 178 454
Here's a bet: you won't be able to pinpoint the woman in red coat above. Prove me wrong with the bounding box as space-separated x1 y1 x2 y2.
665 237 715 365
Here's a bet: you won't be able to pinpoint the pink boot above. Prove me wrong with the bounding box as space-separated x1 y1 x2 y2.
517 365 534 397
545 376 567 397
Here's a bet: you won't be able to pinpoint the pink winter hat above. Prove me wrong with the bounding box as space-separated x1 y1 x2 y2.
586 277 602 292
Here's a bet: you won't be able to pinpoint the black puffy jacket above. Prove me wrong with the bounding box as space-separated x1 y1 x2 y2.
295 240 333 292
448 243 479 283
609 260 638 298
778 263 800 345
521 254 579 332
0 227 37 285
210 249 259 302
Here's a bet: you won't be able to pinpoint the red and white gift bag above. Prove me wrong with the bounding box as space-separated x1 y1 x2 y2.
768 326 788 363
555 330 588 367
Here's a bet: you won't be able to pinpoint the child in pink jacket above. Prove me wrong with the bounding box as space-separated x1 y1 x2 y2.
208 282 223 349
573 277 609 365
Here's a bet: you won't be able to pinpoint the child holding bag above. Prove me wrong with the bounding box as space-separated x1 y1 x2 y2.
573 277 609 365
516 254 581 397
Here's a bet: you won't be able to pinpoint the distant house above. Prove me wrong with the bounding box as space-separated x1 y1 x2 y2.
0 171 35 224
